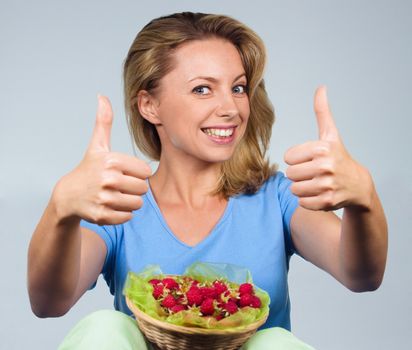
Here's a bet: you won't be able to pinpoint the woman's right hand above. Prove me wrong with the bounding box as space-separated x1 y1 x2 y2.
52 95 152 225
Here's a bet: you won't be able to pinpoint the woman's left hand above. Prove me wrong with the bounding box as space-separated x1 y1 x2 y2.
284 86 373 211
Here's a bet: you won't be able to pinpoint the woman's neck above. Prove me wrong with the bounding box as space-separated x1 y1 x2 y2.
148 153 223 209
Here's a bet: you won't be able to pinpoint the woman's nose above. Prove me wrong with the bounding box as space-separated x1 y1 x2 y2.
215 92 239 118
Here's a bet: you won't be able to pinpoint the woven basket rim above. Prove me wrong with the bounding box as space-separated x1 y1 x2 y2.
126 295 268 335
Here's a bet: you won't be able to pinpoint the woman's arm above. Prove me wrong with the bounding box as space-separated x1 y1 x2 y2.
289 171 387 291
27 193 106 317
284 86 388 291
27 96 151 317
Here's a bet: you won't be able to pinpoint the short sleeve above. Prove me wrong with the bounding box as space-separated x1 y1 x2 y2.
80 219 117 290
276 172 299 256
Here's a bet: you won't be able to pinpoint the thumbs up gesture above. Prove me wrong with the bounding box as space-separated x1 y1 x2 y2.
53 95 152 224
284 86 371 211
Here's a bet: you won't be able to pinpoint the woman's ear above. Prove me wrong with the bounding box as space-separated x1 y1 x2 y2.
137 90 162 125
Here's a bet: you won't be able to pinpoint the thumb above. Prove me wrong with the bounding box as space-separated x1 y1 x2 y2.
314 86 339 141
88 94 113 152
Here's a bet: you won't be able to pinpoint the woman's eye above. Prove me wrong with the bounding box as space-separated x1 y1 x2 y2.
192 86 211 95
233 84 248 94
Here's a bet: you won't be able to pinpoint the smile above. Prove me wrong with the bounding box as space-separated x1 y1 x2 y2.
202 127 235 138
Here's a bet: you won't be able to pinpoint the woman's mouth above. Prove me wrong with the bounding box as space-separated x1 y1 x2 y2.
201 127 237 144
202 127 235 137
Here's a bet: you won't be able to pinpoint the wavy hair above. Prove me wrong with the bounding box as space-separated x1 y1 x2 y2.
123 12 277 198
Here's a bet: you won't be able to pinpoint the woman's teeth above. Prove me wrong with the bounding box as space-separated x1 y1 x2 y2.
203 128 234 137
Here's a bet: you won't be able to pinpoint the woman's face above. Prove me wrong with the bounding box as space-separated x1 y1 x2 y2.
150 38 250 164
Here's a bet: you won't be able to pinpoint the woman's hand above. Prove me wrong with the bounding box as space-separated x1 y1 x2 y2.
52 95 152 225
284 86 373 211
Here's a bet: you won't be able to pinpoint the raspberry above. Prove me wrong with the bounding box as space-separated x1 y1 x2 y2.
215 314 224 321
186 286 204 306
200 298 215 316
170 304 186 313
152 284 164 299
239 283 254 295
239 293 254 307
250 295 261 308
223 301 238 314
148 278 161 286
161 294 177 308
162 277 179 290
148 275 261 320
217 290 237 306
213 281 228 295
200 286 217 299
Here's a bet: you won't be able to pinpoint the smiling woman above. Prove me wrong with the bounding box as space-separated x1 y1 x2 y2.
137 38 251 167
124 12 276 197
27 10 387 350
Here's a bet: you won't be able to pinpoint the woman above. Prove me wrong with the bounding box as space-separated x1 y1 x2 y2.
27 12 387 349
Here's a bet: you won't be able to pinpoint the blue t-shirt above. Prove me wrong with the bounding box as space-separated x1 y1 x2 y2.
80 171 299 330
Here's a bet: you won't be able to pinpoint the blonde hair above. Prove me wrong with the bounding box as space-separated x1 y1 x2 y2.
123 12 277 198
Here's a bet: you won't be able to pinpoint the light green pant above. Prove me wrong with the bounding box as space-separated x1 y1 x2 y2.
58 310 315 350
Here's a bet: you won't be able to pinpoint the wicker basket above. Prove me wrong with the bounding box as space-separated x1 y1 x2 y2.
126 296 268 350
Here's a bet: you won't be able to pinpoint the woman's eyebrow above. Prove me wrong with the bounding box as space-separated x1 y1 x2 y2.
188 73 247 83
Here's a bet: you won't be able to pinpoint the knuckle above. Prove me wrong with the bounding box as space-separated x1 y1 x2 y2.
320 177 335 192
95 217 107 226
314 142 331 157
103 154 120 170
317 160 335 175
283 152 290 164
96 191 112 206
101 173 119 189
290 182 299 195
119 212 133 223
284 148 294 164
141 181 149 194
298 197 310 209
135 159 152 178
143 163 152 177
133 196 143 210
322 191 335 207
93 207 109 225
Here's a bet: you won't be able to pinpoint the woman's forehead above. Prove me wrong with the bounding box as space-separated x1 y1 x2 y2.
166 38 246 82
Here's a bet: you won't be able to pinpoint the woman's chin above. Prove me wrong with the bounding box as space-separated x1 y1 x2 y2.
201 151 236 164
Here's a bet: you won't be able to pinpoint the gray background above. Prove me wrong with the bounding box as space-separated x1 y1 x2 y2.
1 0 411 348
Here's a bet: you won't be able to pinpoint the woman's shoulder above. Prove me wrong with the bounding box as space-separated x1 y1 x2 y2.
233 171 291 201
258 170 291 195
